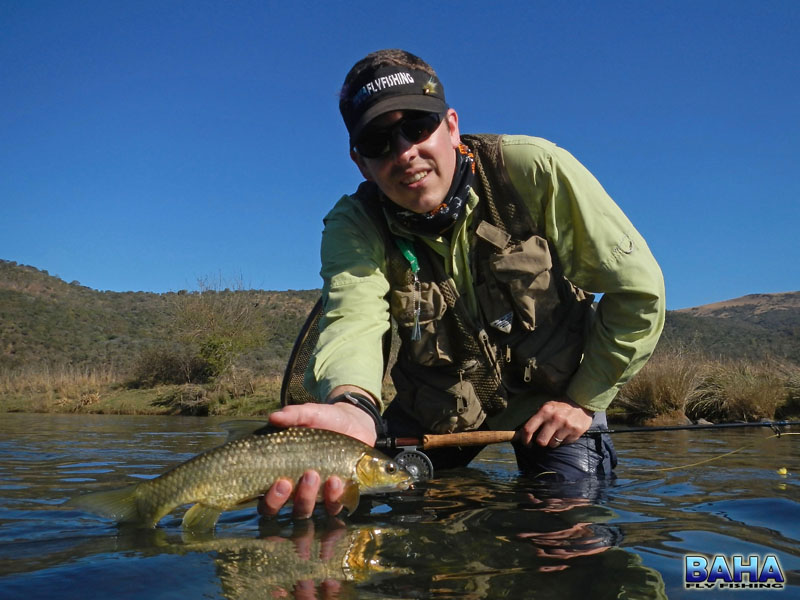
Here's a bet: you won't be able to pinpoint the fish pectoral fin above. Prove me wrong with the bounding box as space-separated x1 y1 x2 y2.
341 482 361 515
182 503 223 532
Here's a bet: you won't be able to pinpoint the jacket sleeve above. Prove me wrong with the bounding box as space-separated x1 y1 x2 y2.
303 194 391 408
501 136 666 412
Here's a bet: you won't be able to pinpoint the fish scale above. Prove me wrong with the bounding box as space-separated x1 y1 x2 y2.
66 427 413 531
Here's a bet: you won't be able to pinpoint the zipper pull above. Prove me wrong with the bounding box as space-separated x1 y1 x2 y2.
505 345 512 363
411 272 422 342
395 238 422 342
524 358 537 383
456 368 466 413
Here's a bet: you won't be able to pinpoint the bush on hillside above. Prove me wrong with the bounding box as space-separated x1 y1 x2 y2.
128 346 212 388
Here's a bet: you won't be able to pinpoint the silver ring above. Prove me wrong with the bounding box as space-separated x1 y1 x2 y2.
553 437 563 444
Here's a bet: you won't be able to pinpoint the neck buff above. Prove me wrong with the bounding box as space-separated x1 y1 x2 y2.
384 143 475 236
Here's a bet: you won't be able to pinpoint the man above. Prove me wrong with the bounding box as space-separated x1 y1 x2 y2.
262 49 665 518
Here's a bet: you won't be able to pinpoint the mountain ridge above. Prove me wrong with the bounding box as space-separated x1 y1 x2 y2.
1 259 797 375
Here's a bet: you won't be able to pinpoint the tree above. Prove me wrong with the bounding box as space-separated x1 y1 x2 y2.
172 276 268 392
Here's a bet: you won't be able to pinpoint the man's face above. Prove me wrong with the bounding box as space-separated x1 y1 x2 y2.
351 108 461 214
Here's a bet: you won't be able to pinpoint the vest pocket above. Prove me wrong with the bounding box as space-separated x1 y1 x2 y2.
488 235 561 331
410 375 486 434
390 281 454 366
508 294 593 395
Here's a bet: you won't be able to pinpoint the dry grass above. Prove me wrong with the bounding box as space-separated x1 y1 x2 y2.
0 364 120 408
617 348 800 424
4 355 799 423
0 364 283 416
688 359 799 422
615 349 703 424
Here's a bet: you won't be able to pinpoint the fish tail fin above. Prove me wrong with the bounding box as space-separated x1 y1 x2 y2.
65 483 144 525
182 503 223 532
341 482 361 515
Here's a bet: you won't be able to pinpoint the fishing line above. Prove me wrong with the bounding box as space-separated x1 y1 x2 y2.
627 432 800 473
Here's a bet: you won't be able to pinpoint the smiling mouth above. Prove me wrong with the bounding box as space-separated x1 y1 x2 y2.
401 171 429 185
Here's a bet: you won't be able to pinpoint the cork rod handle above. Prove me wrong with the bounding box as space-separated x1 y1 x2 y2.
421 430 517 449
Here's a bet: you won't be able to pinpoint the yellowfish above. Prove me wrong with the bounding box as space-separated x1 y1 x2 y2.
66 427 413 531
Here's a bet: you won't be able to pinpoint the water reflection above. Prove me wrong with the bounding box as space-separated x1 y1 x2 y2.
368 471 666 599
1 414 798 599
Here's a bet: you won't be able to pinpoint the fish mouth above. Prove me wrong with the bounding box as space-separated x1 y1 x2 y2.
366 483 413 496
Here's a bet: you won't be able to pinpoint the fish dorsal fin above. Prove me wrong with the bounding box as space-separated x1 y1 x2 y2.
219 420 272 442
341 481 361 515
182 503 223 532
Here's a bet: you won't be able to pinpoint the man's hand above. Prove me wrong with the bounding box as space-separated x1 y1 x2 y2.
517 396 593 448
258 471 349 519
268 396 379 446
259 389 379 519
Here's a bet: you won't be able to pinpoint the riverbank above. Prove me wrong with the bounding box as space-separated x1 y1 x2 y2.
2 350 799 423
0 372 284 417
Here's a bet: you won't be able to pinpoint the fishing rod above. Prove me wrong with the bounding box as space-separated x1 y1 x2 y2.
379 420 800 450
587 420 800 435
377 420 800 480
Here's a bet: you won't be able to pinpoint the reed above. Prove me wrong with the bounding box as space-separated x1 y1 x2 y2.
615 348 703 424
0 364 120 395
617 348 800 424
3 354 799 422
688 359 798 422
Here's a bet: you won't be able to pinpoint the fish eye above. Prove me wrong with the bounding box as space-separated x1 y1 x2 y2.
386 462 397 474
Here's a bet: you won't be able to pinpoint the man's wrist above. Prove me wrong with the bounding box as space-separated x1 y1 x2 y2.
327 392 387 439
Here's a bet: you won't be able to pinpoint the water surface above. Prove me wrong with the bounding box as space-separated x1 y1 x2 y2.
1 413 797 598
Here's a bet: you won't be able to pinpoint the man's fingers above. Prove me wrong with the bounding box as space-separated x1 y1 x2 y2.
258 472 346 520
536 424 559 447
267 403 377 447
292 470 321 519
520 398 594 447
269 404 323 428
259 478 294 516
323 476 345 517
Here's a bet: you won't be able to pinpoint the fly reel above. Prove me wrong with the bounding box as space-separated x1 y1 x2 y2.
394 449 435 481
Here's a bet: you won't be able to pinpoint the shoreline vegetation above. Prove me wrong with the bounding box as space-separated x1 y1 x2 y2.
2 348 799 425
3 261 798 426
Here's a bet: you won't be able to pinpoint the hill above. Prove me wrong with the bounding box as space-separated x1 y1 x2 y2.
1 260 797 379
0 260 319 376
662 291 799 363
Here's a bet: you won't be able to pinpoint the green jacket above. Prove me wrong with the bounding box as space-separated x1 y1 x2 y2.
306 135 665 423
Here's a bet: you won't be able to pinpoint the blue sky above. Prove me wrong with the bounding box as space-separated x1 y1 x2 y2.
1 1 797 310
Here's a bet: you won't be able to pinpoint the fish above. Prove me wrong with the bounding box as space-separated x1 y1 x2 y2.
65 427 413 531
178 526 411 595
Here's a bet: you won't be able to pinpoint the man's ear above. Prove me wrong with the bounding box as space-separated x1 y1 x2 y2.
350 149 374 181
445 108 461 148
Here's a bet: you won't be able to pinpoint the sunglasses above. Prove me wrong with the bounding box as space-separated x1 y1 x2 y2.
353 111 445 159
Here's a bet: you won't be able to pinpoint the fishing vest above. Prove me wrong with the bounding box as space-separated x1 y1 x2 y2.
355 134 595 434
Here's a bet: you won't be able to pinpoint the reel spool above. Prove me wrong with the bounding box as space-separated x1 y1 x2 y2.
394 449 435 481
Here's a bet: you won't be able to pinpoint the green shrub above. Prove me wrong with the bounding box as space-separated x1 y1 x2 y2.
128 346 211 388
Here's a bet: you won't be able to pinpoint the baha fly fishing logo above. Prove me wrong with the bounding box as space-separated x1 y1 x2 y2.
685 554 785 590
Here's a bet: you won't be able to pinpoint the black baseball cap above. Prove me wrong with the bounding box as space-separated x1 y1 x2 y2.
340 64 447 146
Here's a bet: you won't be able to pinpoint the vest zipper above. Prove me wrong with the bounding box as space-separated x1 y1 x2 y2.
456 368 466 414
411 272 421 341
523 358 537 383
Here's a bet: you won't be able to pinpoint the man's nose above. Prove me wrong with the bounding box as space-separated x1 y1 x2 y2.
390 129 418 160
